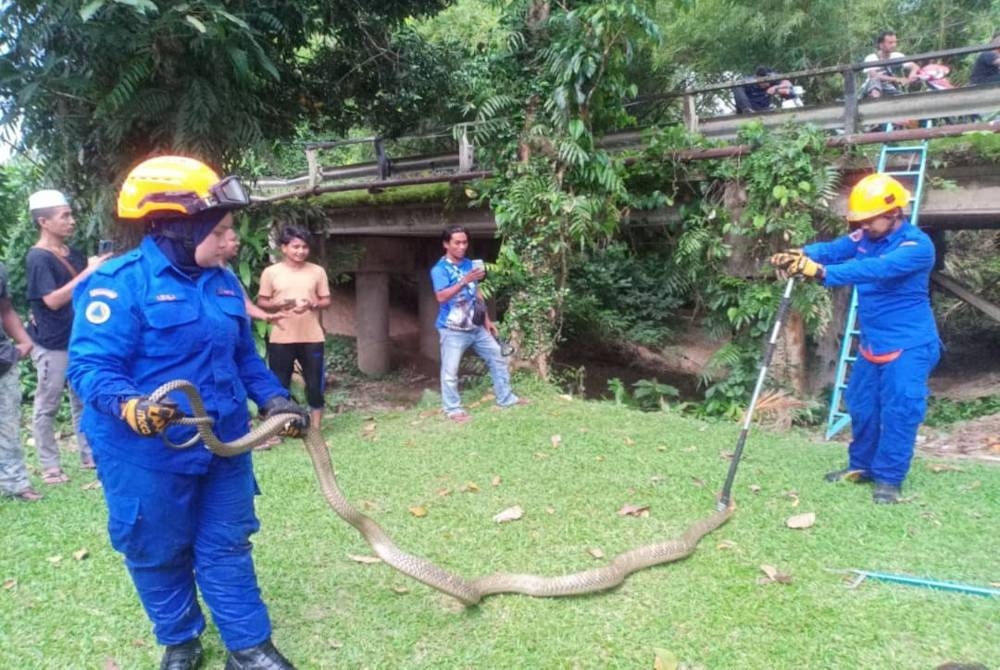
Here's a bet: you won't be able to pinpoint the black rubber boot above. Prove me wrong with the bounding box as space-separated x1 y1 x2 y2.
873 482 902 504
160 638 203 670
823 467 871 483
224 639 296 670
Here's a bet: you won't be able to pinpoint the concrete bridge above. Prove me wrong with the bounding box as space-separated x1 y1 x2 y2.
311 157 1000 377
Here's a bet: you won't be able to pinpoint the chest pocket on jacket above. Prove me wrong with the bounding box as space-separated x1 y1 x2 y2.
141 299 201 356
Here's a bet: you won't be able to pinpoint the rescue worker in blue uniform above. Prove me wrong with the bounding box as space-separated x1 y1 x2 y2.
771 173 940 504
67 156 308 670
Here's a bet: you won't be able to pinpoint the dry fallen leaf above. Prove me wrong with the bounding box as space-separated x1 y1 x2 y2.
624 436 635 446
73 548 89 561
360 500 379 511
436 488 452 497
533 452 549 460
47 555 63 564
587 547 605 559
545 506 556 515
716 540 737 550
461 482 480 493
550 434 562 448
988 442 1000 454
327 639 344 650
786 512 816 529
690 476 706 488
617 503 651 518
653 648 679 670
657 446 667 452
347 554 382 565
749 484 762 494
391 586 409 595
130 639 148 648
82 480 102 491
3 579 16 590
558 394 573 402
927 463 964 473
759 564 794 584
491 475 502 487
409 506 428 518
103 658 121 670
595 455 605 462
493 505 524 523
785 490 801 507
719 451 735 461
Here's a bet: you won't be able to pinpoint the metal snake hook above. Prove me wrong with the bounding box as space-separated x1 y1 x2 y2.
718 276 799 511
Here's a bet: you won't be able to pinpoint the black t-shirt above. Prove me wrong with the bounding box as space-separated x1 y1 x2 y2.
26 247 86 350
970 50 1000 85
742 82 773 111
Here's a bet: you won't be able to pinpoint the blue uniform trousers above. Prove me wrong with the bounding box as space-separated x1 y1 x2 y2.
98 454 270 651
843 340 940 485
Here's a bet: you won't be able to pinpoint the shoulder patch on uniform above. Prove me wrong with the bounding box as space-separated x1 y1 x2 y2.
89 288 118 299
155 294 178 302
217 287 238 297
848 229 864 242
900 240 918 247
95 249 141 276
84 301 112 325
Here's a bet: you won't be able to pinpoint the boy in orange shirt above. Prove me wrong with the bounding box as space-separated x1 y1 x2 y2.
257 226 331 428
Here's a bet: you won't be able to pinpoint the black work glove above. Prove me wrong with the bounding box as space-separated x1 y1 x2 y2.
120 397 182 436
261 396 310 437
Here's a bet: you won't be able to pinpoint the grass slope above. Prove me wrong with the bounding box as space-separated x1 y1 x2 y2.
2 383 997 669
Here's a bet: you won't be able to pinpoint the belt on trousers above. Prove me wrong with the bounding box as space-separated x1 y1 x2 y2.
859 344 903 364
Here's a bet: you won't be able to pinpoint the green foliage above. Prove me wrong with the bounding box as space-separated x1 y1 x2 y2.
466 0 661 374
324 335 361 376
631 377 679 411
925 394 1000 427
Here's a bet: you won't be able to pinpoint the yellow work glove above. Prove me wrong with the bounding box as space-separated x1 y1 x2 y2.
120 397 182 436
768 249 804 271
261 396 310 438
787 254 825 279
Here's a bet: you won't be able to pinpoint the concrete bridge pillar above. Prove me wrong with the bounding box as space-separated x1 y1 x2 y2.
417 270 440 361
355 272 390 375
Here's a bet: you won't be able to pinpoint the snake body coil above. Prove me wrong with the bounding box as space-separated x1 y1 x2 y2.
156 380 734 606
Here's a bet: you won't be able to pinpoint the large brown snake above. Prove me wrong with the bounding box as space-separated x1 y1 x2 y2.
154 380 735 606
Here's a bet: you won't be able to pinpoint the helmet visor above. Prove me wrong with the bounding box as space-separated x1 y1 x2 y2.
209 176 249 210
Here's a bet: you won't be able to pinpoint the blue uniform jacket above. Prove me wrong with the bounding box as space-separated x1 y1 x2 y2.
803 219 938 354
67 237 288 474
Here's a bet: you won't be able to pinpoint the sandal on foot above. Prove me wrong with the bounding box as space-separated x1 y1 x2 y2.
448 412 472 424
42 469 70 485
12 488 43 502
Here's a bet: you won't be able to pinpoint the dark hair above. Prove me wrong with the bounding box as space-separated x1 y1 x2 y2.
992 30 1000 42
278 225 311 246
30 206 64 227
876 30 896 46
754 66 775 78
441 225 469 243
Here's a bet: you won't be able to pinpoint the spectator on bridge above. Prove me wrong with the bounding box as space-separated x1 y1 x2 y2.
430 225 526 423
26 189 111 484
257 225 331 431
861 30 918 99
969 31 1000 86
734 66 794 114
770 174 940 505
0 261 40 502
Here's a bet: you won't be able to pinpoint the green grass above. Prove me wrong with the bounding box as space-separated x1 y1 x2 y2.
2 380 997 669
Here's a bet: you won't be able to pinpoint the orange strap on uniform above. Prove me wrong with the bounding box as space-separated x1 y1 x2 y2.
859 344 902 364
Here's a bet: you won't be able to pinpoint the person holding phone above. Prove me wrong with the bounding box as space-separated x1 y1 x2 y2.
430 225 526 423
25 189 112 483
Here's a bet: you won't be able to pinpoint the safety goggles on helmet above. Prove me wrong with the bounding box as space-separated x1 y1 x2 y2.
139 175 249 215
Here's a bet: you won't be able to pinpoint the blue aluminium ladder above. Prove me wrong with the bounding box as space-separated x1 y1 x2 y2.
824 140 931 440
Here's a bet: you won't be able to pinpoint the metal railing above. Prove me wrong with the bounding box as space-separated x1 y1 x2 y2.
251 42 1000 203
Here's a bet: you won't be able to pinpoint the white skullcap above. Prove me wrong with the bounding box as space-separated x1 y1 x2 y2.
28 189 70 212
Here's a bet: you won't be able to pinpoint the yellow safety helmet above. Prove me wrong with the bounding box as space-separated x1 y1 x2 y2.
846 173 911 223
117 156 249 220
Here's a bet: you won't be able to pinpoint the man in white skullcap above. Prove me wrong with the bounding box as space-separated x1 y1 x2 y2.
26 189 110 484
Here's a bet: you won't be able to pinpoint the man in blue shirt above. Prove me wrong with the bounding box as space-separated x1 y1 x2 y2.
68 156 307 670
430 226 525 423
771 173 940 504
